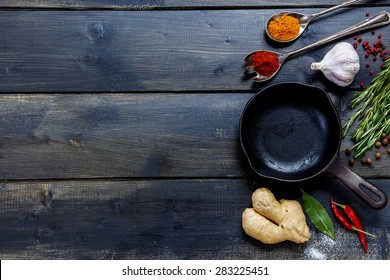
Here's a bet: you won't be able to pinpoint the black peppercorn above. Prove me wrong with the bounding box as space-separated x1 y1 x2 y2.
345 148 352 156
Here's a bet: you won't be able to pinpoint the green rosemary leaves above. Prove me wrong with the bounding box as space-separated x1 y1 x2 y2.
343 58 390 159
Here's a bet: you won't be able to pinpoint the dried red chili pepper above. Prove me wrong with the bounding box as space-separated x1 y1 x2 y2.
330 197 377 252
344 204 368 252
330 197 353 230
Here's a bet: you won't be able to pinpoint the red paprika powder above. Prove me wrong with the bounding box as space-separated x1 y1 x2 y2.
249 51 280 77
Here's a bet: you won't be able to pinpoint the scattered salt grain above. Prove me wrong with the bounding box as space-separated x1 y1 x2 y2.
307 248 326 260
304 233 336 260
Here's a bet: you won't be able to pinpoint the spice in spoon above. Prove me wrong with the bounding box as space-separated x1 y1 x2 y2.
247 51 280 77
267 14 300 41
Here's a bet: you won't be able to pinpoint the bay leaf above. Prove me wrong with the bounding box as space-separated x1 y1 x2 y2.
301 189 335 240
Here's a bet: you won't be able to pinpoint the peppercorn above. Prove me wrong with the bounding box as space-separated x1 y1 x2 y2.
387 148 390 155
345 148 352 156
375 141 382 148
366 157 373 166
382 138 389 146
355 32 388 66
381 132 388 139
375 151 382 159
348 159 355 166
370 70 374 75
361 157 367 165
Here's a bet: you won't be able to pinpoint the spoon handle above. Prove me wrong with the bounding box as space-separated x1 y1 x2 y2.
287 11 390 58
306 0 364 22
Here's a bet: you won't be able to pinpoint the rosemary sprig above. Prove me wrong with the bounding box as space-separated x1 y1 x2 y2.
342 58 390 159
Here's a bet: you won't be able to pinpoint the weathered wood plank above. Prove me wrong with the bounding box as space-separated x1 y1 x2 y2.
1 0 389 9
0 8 388 92
0 93 248 179
0 178 388 260
0 93 388 180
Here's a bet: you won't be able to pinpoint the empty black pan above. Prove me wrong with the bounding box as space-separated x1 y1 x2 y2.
240 82 387 209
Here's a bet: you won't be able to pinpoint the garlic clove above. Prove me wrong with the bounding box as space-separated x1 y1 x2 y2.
311 42 360 87
310 61 324 71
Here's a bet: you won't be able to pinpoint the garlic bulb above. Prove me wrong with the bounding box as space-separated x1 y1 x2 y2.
311 42 360 87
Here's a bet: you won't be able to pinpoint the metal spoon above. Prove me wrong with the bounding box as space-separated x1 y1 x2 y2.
266 0 365 43
245 11 390 82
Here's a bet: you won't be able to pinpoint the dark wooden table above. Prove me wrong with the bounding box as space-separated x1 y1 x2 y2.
0 0 389 260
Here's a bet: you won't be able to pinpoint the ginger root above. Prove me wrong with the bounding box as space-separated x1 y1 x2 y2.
242 188 310 244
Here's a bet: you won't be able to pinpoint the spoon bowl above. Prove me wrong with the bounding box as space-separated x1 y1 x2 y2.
266 0 364 43
244 51 287 82
265 12 310 43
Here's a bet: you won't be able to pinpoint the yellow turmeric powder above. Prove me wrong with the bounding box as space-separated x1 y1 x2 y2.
267 14 300 41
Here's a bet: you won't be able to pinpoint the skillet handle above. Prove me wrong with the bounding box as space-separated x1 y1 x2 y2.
327 159 388 209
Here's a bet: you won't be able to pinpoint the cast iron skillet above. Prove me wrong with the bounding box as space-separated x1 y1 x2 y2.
240 82 387 209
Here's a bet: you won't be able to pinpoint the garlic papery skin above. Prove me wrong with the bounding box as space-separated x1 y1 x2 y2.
311 42 360 87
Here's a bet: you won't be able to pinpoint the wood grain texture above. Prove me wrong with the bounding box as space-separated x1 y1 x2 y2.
2 0 389 9
0 93 247 179
0 8 388 92
0 93 388 180
0 178 388 260
0 3 389 261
